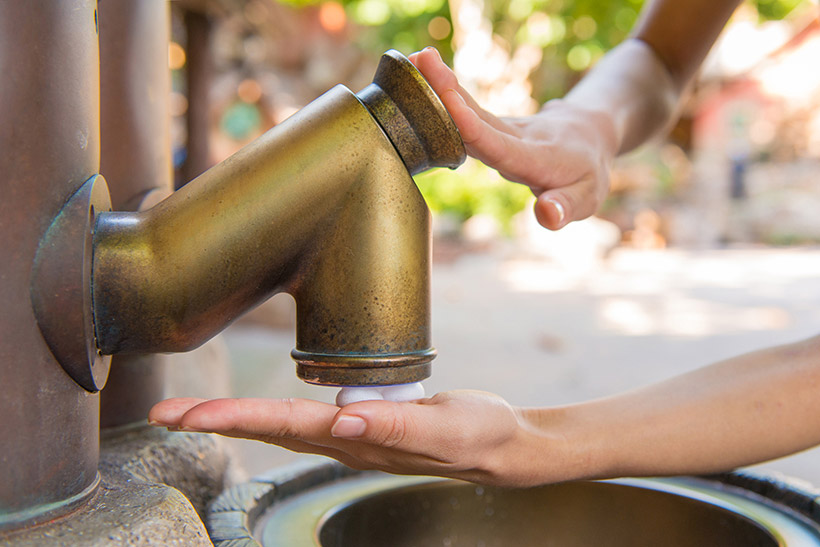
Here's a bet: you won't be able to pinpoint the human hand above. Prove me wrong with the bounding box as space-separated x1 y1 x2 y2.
148 390 555 487
409 47 617 230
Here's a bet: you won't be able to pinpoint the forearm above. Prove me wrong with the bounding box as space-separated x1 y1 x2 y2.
519 335 820 482
561 39 681 154
558 0 742 155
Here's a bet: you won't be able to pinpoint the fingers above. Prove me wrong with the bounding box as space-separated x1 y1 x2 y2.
410 48 459 93
150 397 340 444
186 398 339 440
148 396 453 472
411 47 515 137
149 397 378 466
412 52 491 145
331 401 424 450
148 397 207 426
410 48 586 206
410 47 613 232
434 85 546 181
146 392 524 484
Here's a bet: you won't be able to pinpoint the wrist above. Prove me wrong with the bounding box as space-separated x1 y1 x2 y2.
562 38 681 154
483 405 613 487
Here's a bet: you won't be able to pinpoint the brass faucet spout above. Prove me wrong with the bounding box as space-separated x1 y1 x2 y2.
88 50 465 386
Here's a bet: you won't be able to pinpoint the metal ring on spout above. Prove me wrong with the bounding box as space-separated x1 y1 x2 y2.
292 348 436 386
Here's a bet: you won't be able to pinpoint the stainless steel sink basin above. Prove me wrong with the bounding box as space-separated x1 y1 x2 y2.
207 459 820 546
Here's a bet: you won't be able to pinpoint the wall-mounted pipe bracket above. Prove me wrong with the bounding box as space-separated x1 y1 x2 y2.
31 175 113 392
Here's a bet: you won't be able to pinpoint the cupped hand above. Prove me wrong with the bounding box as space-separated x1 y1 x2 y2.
148 390 549 487
409 47 617 230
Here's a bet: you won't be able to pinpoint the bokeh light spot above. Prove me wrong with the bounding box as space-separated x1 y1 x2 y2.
572 16 597 40
567 44 592 71
352 0 391 26
169 42 186 70
428 16 451 40
237 78 263 104
319 2 347 33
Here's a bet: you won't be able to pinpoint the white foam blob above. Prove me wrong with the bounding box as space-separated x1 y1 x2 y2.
380 382 425 402
335 382 425 406
335 386 383 407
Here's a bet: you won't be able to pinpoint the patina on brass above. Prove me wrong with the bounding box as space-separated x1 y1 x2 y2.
89 50 464 386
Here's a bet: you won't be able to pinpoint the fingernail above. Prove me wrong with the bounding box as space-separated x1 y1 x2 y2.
546 198 565 226
147 419 167 427
442 88 466 107
331 415 367 438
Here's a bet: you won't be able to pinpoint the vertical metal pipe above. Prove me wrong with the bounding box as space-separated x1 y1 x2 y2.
98 0 173 428
99 0 172 209
0 0 101 529
181 9 213 186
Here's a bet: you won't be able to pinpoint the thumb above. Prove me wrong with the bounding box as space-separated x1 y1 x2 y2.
534 175 602 230
533 194 567 230
331 401 425 449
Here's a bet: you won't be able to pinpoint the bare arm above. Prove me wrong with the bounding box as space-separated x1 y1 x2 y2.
148 335 820 486
564 0 742 153
412 0 742 229
551 335 820 479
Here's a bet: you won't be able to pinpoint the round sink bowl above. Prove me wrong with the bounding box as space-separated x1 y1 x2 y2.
207 459 820 546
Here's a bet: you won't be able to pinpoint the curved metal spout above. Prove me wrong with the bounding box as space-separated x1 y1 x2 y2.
90 51 464 387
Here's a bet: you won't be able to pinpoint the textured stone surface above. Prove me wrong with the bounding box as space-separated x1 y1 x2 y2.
99 425 239 518
1 426 238 545
1 474 211 546
205 458 359 545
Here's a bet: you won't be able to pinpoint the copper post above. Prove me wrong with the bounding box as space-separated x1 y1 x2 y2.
0 0 102 529
181 9 214 185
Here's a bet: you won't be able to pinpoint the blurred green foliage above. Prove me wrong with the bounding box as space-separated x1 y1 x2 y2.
281 0 454 57
221 102 263 140
753 0 805 21
277 0 806 233
346 0 451 54
277 0 804 100
415 159 535 234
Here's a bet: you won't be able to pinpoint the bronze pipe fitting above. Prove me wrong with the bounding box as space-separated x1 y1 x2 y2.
88 50 465 387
